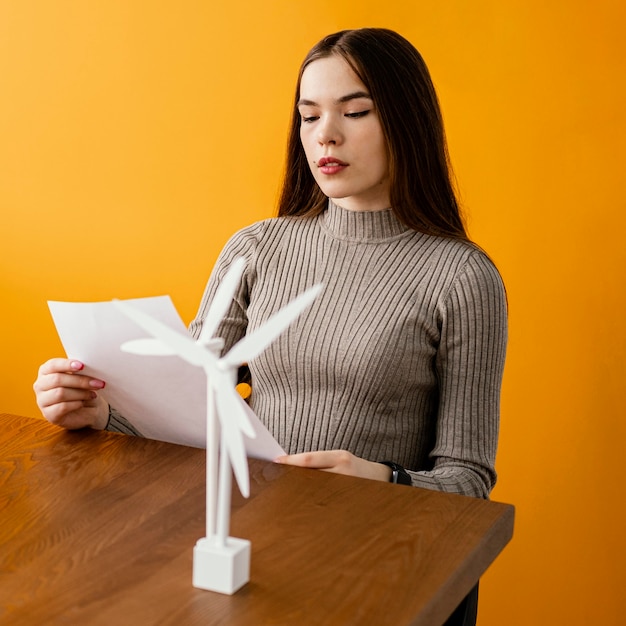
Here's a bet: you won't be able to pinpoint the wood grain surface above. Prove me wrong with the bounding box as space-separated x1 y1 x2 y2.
0 414 514 625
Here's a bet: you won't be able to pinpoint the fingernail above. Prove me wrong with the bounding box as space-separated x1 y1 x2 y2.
90 391 98 399
89 380 105 389
71 361 84 371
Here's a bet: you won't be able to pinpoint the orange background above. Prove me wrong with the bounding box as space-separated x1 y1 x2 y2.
1 2 624 624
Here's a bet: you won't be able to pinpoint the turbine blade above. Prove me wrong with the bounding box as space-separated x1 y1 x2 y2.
114 299 209 368
120 338 177 356
212 371 256 439
221 283 323 367
215 386 250 497
198 257 246 344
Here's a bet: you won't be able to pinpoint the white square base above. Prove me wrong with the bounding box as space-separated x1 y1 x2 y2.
192 536 251 595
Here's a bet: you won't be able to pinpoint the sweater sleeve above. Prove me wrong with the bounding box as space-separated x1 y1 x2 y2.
409 250 508 498
106 406 143 436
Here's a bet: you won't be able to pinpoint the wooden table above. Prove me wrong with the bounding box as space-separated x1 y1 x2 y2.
0 414 514 625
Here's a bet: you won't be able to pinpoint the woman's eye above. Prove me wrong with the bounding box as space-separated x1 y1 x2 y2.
345 110 370 119
301 115 319 123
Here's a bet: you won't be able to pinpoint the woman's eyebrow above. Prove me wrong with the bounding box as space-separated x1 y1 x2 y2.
297 91 372 107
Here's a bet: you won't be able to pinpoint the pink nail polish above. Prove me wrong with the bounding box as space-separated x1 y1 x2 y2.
89 380 105 389
71 361 84 371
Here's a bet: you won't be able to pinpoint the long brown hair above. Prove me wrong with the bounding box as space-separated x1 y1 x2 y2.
278 28 467 240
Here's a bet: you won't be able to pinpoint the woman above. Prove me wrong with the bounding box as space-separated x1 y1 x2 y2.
34 29 507 625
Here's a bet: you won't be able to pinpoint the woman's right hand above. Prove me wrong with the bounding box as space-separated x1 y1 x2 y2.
33 358 109 430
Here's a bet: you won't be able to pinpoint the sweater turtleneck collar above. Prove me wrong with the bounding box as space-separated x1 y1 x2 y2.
320 200 410 242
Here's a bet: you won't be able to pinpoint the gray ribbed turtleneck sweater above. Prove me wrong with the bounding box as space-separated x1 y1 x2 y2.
168 201 507 498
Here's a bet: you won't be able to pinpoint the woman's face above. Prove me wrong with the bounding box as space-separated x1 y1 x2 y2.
298 55 390 212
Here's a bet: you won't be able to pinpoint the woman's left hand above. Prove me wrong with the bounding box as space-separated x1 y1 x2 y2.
274 450 392 482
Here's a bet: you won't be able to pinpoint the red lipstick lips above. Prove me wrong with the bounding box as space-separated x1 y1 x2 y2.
317 156 348 174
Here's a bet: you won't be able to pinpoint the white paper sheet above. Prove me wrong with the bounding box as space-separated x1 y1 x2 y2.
48 297 286 459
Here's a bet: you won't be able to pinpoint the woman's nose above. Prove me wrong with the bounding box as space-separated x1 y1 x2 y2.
317 117 342 145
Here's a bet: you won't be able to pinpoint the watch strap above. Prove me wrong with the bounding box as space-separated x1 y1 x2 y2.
378 461 412 486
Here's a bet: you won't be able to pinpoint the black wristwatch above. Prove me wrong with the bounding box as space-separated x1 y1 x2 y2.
379 461 412 486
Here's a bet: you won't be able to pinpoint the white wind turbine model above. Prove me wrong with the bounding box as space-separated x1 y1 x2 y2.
114 258 322 594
